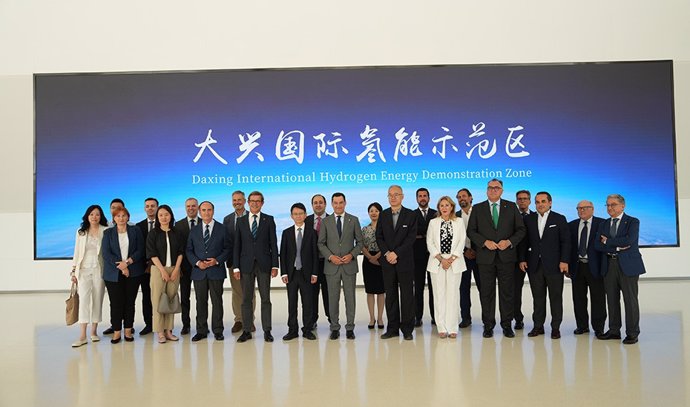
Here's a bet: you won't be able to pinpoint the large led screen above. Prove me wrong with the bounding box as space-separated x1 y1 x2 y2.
34 61 678 259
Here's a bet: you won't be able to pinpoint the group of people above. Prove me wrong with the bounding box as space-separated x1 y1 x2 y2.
69 179 646 347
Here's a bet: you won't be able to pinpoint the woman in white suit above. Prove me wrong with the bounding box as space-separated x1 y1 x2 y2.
70 205 108 347
426 196 466 338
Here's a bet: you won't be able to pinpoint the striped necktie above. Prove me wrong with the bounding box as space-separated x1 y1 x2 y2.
251 215 258 238
203 224 210 250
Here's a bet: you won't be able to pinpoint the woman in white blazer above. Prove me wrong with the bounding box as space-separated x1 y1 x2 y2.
70 205 108 347
426 196 466 338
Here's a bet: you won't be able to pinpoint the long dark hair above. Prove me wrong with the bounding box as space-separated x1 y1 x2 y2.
78 205 108 235
154 205 176 230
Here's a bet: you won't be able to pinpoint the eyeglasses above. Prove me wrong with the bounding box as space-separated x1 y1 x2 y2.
248 199 262 204
487 186 503 191
388 193 402 198
605 203 620 208
576 206 593 211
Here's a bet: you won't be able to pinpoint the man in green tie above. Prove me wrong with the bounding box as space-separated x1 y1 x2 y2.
466 179 526 339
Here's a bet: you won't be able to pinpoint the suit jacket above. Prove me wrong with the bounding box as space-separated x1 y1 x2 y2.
318 212 363 276
425 217 466 274
136 218 156 270
375 206 418 270
233 212 279 274
466 199 526 265
568 216 604 278
101 225 146 282
174 217 199 274
72 225 107 278
186 220 231 280
280 225 319 281
413 208 437 258
518 211 571 275
222 211 246 268
594 213 646 277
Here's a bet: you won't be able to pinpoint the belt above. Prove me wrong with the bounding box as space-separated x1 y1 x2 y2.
578 258 589 263
607 253 618 259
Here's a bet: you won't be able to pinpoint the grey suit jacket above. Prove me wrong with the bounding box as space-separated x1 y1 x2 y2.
317 212 363 276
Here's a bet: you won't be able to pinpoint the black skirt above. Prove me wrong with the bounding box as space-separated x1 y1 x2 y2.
362 251 385 294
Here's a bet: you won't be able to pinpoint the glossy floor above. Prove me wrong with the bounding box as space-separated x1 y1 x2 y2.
1 280 688 407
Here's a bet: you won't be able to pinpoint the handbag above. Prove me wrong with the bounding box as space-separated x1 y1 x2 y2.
158 282 182 314
65 282 79 325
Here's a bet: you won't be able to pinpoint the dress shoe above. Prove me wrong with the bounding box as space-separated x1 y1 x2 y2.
431 319 436 326
528 327 545 337
594 330 604 338
514 320 525 330
214 333 225 341
573 327 590 335
103 327 114 335
90 335 100 342
283 332 299 341
414 319 422 327
71 339 88 348
124 335 134 342
597 331 621 340
237 332 252 343
551 329 561 339
459 319 472 329
403 333 413 341
346 330 355 340
139 326 152 336
158 335 167 344
448 333 457 339
503 327 515 338
110 336 121 344
380 331 399 339
251 324 257 332
303 331 317 340
231 321 243 334
180 326 190 335
329 330 340 340
165 334 179 342
191 333 208 342
264 331 274 342
482 327 493 338
368 321 375 329
622 336 639 345
378 322 384 329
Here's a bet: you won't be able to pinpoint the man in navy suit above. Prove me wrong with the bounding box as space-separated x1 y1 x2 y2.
135 197 158 336
234 191 280 343
174 197 200 335
568 200 606 337
518 192 571 339
186 201 232 342
280 203 318 341
513 190 532 330
594 194 646 344
412 187 436 326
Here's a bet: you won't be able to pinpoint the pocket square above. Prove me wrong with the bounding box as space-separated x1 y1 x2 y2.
549 224 557 228
402 225 408 228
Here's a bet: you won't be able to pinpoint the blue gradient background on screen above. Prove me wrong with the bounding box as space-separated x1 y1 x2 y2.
35 62 677 258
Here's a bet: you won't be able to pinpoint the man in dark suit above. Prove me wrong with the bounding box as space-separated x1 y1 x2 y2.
186 201 232 342
456 188 481 328
222 190 256 334
234 191 280 343
305 194 329 330
412 187 436 326
466 179 525 338
518 191 571 339
594 193 646 344
568 200 606 337
280 203 318 341
173 197 199 335
376 185 418 340
135 197 158 336
513 190 532 330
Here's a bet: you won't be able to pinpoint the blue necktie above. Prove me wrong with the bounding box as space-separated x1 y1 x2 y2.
251 215 258 238
610 218 619 237
295 228 303 269
336 216 342 238
203 224 210 250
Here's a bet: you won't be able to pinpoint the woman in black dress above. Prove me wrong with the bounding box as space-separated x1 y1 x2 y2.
361 202 385 329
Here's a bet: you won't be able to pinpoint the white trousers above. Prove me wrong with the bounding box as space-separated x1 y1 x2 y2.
77 268 105 324
429 268 462 334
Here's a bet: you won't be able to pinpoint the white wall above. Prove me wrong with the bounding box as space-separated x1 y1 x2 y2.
1 0 688 291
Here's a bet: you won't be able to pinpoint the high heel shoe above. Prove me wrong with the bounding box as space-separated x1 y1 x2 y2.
368 320 375 329
377 321 384 329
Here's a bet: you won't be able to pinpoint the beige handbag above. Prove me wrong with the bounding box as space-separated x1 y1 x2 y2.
158 282 181 314
65 282 79 325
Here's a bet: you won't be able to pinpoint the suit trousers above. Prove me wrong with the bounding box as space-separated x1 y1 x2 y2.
325 269 356 331
572 261 607 332
478 260 514 329
77 268 105 324
460 256 481 321
413 245 434 322
230 272 255 324
150 266 180 333
105 274 141 331
140 270 152 327
286 270 314 334
513 265 527 322
604 258 640 337
528 263 564 330
241 261 272 332
193 278 224 335
429 269 461 335
309 258 330 327
179 268 192 328
382 265 415 335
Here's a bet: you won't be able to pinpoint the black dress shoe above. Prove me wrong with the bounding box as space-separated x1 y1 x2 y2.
180 326 190 335
482 327 493 338
368 322 375 329
551 329 561 339
264 331 274 342
573 327 590 335
594 330 604 338
103 327 114 335
329 330 340 340
378 323 384 329
597 331 621 340
403 333 413 340
528 327 545 337
110 336 121 344
514 321 524 330
214 333 224 341
283 332 299 341
414 319 422 327
191 333 207 342
380 331 399 339
303 331 317 340
622 336 638 344
346 330 355 339
124 335 134 342
503 327 515 338
139 326 152 336
459 319 472 329
237 332 252 343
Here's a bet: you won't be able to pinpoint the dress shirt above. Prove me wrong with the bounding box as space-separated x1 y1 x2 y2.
187 217 199 229
460 207 472 248
294 223 317 278
233 210 247 228
249 212 261 228
489 200 501 218
201 219 216 236
537 210 550 238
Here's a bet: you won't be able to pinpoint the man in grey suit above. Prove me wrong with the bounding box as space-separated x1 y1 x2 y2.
317 192 363 340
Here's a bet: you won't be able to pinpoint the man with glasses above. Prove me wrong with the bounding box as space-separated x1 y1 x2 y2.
467 179 525 338
568 200 606 337
513 190 532 330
